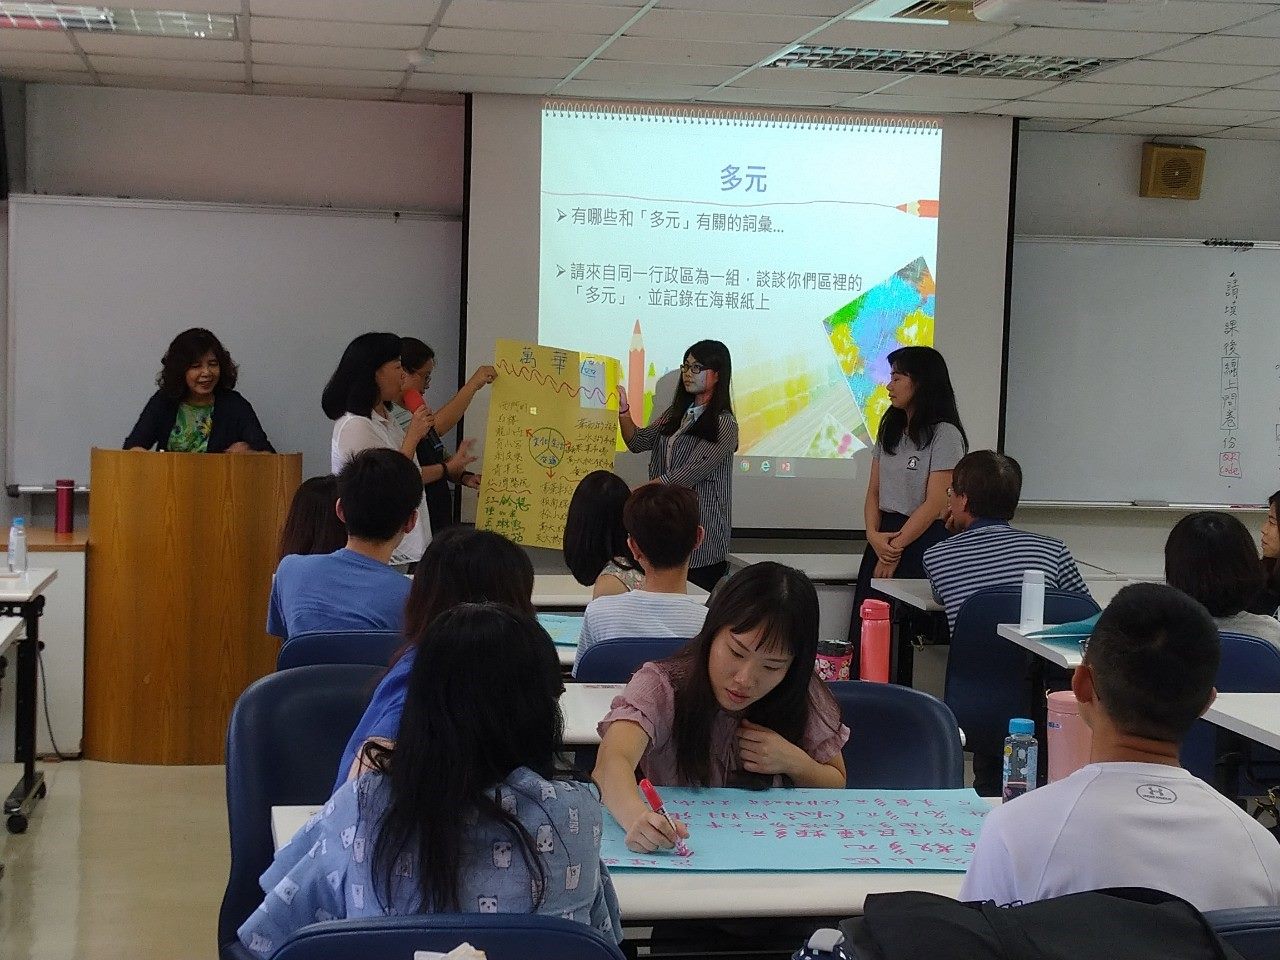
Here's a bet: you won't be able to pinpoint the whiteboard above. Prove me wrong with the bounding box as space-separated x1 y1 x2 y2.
1005 236 1280 505
7 195 461 486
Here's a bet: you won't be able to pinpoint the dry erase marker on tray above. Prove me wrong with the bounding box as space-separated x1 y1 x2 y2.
639 778 691 857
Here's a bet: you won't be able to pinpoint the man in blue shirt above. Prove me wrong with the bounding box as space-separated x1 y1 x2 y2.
268 448 421 640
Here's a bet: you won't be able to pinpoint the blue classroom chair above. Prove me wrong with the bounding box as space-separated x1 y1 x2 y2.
828 681 964 789
573 635 692 683
219 664 383 960
268 914 625 960
276 629 401 671
945 586 1101 767
1182 631 1280 790
1206 907 1280 960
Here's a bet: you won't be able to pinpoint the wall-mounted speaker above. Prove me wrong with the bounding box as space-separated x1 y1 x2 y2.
1140 142 1205 200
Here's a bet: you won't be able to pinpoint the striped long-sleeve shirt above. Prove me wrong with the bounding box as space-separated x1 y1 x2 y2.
628 408 738 568
922 520 1091 634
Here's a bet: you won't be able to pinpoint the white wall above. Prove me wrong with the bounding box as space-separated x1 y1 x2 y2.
1012 129 1279 574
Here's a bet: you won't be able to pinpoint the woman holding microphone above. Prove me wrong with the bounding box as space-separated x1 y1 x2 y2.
849 345 967 650
619 340 737 592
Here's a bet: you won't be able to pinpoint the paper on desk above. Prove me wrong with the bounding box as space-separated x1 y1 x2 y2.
537 612 584 648
601 787 990 872
1025 615 1100 640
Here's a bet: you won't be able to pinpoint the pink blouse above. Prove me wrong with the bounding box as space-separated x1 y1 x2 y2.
597 661 849 787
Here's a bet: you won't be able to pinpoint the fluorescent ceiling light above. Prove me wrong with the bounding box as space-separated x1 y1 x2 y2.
0 4 237 39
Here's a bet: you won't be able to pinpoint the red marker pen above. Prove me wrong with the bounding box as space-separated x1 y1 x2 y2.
639 778 691 857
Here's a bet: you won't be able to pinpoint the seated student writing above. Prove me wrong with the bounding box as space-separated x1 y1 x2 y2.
267 448 420 642
563 470 644 598
335 527 536 790
1165 511 1280 649
923 450 1091 636
593 562 849 853
239 603 623 957
961 583 1280 911
572 484 709 677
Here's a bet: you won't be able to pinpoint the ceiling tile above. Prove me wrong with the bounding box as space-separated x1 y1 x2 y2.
554 79 717 101
1206 126 1280 139
249 17 429 48
1019 119 1089 131
0 68 89 83
1224 9 1280 38
1076 119 1227 136
0 51 84 71
253 65 404 86
252 43 414 70
441 1 638 35
841 93 1004 113
106 0 240 11
975 27 1192 59
99 76 247 94
408 74 557 94
1148 35 1280 65
1122 105 1280 125
1173 87 1280 111
659 0 852 12
577 59 742 85
1234 70 1280 90
602 36 791 67
0 29 75 52
89 56 247 80
1085 59 1277 85
988 100 1137 120
429 27 606 59
729 66 890 94
1029 82 1211 106
413 53 578 78
398 89 466 104
249 0 442 23
874 75 1059 99
254 82 394 100
808 19 1016 50
74 35 243 61
697 87 847 106
1239 114 1280 128
623 10 828 44
1124 1 1278 32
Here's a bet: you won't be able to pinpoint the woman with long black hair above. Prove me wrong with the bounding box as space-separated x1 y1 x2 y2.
619 339 738 592
849 346 967 650
239 603 623 956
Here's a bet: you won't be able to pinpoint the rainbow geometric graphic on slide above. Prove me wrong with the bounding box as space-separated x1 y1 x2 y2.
822 256 936 443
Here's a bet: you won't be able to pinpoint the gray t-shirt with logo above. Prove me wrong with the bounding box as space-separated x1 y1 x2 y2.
874 422 965 516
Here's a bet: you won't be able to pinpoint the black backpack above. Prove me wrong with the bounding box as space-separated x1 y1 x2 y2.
836 888 1248 960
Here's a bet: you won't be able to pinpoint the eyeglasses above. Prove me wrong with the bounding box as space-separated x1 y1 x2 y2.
680 361 707 375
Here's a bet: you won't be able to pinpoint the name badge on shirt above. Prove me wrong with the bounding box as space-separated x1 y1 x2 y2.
906 456 920 471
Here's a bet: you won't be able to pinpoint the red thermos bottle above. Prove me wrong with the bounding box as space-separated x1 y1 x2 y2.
55 478 74 534
859 598 891 683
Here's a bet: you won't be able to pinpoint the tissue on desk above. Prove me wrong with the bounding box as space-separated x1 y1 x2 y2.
414 944 486 960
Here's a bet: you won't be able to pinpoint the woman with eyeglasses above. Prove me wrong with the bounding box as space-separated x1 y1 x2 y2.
618 340 737 592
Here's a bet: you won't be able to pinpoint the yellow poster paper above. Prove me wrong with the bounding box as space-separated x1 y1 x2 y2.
477 339 621 549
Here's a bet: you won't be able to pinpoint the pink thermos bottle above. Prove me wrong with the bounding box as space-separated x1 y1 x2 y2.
55 479 74 534
859 599 892 683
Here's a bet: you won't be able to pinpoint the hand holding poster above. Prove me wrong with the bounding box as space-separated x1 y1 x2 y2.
477 339 621 549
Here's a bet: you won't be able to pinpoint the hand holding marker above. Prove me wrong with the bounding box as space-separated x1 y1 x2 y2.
640 779 691 857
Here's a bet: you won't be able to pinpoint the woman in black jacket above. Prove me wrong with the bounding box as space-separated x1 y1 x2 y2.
124 327 274 453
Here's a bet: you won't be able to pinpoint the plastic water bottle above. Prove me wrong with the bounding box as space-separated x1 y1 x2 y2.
1020 569 1045 631
7 517 27 574
1003 717 1038 801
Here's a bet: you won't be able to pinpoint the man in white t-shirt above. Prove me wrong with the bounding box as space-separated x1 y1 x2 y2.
572 483 708 677
961 582 1280 912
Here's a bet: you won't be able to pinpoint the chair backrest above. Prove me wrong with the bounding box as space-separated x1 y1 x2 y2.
574 635 691 683
276 629 401 670
219 663 383 957
1205 906 1280 960
269 914 626 960
1181 631 1280 782
945 586 1101 754
828 681 964 789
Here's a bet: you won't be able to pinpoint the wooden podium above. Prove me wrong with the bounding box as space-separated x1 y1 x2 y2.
84 448 301 764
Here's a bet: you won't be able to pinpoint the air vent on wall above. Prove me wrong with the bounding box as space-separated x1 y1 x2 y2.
769 47 1116 81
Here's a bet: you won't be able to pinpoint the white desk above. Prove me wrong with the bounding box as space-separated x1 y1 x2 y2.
272 796 998 920
562 683 623 745
0 616 24 659
869 578 943 613
996 623 1083 670
1203 694 1280 752
534 574 707 609
729 552 862 583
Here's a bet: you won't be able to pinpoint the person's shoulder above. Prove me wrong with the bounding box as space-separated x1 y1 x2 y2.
627 659 677 695
992 765 1104 829
930 421 963 443
217 389 253 408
